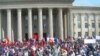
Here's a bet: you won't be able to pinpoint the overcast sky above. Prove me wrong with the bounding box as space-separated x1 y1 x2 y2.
73 0 100 7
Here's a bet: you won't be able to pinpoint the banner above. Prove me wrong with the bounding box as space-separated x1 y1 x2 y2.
47 38 54 42
96 36 100 40
84 39 96 44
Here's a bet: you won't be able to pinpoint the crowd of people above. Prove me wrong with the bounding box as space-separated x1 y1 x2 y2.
0 37 100 56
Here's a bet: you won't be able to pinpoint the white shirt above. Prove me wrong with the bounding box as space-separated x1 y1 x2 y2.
24 51 28 56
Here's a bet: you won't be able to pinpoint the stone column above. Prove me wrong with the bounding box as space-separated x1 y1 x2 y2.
74 14 78 38
28 8 32 39
0 10 1 41
38 8 43 41
17 9 22 42
88 14 92 37
48 8 53 38
11 29 14 42
7 9 12 42
67 13 70 37
58 8 64 40
64 13 67 38
70 13 74 38
95 14 98 35
81 14 85 38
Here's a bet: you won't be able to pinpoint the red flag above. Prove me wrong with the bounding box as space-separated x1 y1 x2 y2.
32 33 39 40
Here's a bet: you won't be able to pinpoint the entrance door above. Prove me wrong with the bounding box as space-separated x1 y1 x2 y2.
43 33 47 41
25 33 28 41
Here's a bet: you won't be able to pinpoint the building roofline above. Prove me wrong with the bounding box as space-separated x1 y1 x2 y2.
69 6 100 10
0 0 74 5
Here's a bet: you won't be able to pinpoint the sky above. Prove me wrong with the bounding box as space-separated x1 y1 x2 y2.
73 0 100 7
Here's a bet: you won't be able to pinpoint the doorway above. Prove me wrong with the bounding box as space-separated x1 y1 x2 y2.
43 33 47 41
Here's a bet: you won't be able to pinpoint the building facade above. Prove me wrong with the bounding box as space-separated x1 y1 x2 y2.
0 0 100 42
70 7 100 38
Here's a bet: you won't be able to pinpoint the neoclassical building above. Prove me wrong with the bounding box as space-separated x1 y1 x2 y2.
0 0 100 42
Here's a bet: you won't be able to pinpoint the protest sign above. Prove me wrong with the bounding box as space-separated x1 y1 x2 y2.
84 39 96 44
96 36 100 40
47 37 54 42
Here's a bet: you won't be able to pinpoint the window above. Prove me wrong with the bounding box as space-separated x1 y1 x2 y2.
77 14 81 21
99 23 100 28
85 23 88 28
99 32 100 36
43 15 47 20
99 15 100 21
74 32 76 34
92 32 95 36
25 25 28 29
85 32 88 36
73 13 75 19
85 15 88 21
78 32 81 37
78 22 81 28
34 25 37 29
33 15 38 20
25 16 28 20
43 23 47 29
92 23 95 28
91 15 95 21
99 18 100 21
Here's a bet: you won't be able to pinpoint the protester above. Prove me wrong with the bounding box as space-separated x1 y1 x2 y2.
0 37 99 56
